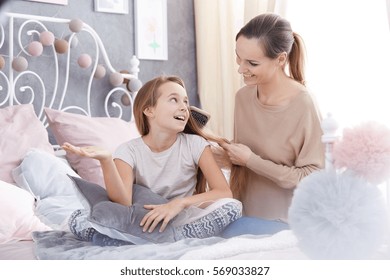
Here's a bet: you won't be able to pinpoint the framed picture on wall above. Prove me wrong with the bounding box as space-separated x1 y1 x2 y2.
94 0 129 14
135 0 168 60
27 0 68 4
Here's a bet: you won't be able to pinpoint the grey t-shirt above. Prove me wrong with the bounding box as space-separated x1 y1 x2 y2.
113 133 209 200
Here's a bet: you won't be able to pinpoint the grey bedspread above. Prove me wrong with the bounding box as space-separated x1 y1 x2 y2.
32 230 302 260
33 230 227 260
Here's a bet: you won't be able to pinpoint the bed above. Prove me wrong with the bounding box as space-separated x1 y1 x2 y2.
1 12 390 262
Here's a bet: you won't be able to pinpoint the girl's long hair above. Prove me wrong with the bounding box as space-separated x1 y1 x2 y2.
133 75 228 194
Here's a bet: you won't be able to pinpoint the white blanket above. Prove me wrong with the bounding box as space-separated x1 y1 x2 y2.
180 230 306 259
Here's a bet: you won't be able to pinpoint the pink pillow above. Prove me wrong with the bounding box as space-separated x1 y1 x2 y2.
0 180 52 244
0 104 54 184
44 108 140 187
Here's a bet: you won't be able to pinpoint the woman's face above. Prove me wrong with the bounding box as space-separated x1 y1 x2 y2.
235 36 279 86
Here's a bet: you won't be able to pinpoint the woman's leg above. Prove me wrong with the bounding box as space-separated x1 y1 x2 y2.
220 216 289 238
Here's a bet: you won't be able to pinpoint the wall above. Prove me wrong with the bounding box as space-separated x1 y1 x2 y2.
0 0 199 113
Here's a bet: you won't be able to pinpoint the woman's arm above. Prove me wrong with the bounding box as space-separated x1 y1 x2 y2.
225 142 322 188
62 143 134 205
221 134 324 189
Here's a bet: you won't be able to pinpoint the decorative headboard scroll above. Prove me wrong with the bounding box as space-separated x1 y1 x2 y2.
0 12 141 123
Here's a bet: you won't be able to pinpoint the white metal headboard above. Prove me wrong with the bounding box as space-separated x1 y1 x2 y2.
0 12 140 122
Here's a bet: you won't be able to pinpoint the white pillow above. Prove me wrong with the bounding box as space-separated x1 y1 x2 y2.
0 180 51 244
12 149 83 229
35 196 83 229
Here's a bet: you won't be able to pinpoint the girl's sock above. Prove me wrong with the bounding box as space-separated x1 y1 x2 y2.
68 209 96 242
174 200 242 239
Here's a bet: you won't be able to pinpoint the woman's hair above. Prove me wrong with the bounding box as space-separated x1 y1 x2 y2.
133 75 228 194
236 13 306 85
231 13 306 199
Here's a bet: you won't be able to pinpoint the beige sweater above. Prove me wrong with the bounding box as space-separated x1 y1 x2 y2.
234 85 324 222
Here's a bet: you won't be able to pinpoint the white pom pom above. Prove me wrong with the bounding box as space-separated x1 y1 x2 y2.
69 19 84 33
126 78 142 92
289 169 388 259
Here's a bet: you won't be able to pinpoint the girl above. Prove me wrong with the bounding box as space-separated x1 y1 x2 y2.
63 75 242 245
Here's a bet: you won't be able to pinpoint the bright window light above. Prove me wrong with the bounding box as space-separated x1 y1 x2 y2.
285 0 390 129
284 0 390 203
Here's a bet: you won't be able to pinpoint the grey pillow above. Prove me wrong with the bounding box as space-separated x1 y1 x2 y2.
68 176 177 244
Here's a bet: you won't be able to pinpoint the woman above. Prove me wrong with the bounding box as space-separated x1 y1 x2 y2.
64 75 241 245
219 13 324 237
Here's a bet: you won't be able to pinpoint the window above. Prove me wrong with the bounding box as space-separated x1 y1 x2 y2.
285 0 390 202
285 0 390 129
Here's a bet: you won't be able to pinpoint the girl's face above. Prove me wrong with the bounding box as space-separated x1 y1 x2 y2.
235 36 280 86
148 81 189 133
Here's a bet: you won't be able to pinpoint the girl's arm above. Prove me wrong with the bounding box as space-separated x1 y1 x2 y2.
62 143 134 205
187 146 233 203
103 158 134 205
210 144 232 169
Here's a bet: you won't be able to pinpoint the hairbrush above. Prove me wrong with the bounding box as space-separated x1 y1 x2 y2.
190 106 210 128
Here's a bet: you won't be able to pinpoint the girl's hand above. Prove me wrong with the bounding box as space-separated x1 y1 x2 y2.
140 200 185 233
220 142 252 166
62 142 111 161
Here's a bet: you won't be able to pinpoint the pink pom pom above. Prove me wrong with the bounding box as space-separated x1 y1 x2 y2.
333 121 390 184
94 64 106 79
109 72 123 86
77 53 92 69
0 55 5 70
28 41 43 56
39 31 55 46
12 57 28 72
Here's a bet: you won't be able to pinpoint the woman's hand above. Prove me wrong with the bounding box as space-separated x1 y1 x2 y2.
220 142 253 166
62 142 111 161
140 199 185 233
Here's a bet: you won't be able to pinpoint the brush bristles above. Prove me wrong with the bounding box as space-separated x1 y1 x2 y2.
190 106 210 127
